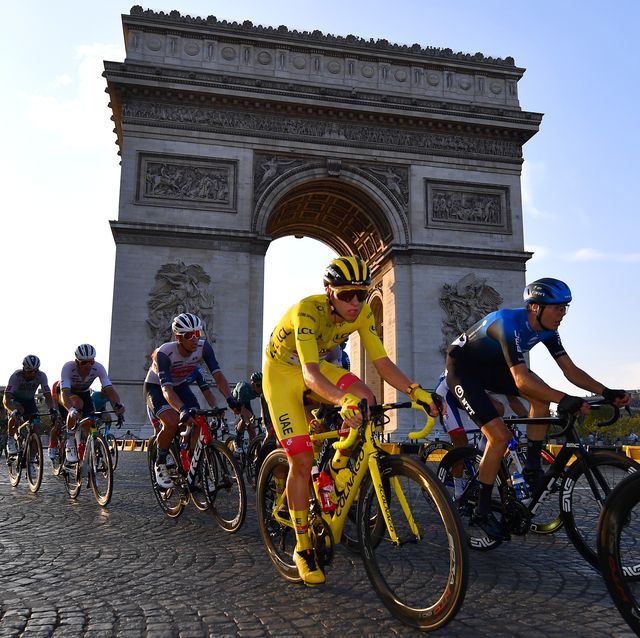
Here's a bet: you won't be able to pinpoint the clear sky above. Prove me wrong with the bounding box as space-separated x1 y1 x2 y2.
2 1 638 396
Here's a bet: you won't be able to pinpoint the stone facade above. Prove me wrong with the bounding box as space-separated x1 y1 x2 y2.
104 7 540 436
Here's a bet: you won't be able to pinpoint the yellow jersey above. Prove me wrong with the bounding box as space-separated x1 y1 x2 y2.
265 294 387 366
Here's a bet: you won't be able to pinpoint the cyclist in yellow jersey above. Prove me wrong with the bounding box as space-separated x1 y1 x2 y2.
263 255 439 586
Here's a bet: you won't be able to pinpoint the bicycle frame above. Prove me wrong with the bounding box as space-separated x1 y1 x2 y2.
270 401 431 545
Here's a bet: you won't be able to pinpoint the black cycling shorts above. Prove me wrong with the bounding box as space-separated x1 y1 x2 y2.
445 345 520 428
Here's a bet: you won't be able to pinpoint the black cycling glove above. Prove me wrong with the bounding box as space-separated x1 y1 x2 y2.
602 387 626 403
557 394 586 415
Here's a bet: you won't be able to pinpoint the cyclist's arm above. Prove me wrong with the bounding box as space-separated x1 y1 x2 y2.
201 387 217 409
301 362 349 406
372 356 439 416
211 370 233 403
102 385 124 413
510 363 565 404
555 354 630 406
3 390 15 412
42 391 56 411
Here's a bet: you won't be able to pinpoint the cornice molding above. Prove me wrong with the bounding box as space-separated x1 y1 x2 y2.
110 220 270 253
127 6 518 70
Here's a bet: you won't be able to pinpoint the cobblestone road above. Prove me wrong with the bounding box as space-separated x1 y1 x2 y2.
0 453 635 637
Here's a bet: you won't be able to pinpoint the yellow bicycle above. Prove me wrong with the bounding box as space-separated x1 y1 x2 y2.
256 401 468 632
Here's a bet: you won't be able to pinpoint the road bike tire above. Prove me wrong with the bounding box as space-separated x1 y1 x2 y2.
89 436 114 506
420 440 454 474
26 432 43 493
7 444 22 487
256 448 300 583
437 446 502 551
561 450 639 570
225 436 246 473
106 432 119 471
51 436 66 476
147 439 186 518
358 454 468 631
64 460 82 499
245 433 266 489
513 444 563 535
598 471 640 635
203 442 246 532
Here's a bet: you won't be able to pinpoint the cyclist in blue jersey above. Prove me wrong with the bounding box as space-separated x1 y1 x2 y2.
144 312 238 489
444 277 630 540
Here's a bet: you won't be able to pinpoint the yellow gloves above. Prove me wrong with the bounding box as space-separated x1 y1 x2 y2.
339 392 362 423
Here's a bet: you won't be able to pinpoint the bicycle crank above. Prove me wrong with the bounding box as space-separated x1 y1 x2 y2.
309 514 335 568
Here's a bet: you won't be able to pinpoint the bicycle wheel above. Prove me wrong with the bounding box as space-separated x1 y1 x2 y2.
51 436 66 476
26 432 43 493
420 440 454 474
225 436 246 472
64 460 82 499
562 450 639 569
203 442 246 532
256 449 300 583
7 443 22 487
513 444 563 535
147 440 186 518
598 472 640 635
437 446 502 551
89 436 114 506
106 433 119 471
245 433 265 489
358 454 468 631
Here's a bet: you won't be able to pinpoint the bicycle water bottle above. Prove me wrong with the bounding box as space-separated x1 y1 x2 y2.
179 441 191 472
317 470 336 513
511 470 529 501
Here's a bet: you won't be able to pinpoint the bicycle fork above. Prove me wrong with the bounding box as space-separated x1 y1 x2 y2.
369 454 420 546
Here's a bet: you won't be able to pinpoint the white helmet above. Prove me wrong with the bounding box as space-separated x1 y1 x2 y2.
22 355 41 371
75 344 96 361
172 313 203 335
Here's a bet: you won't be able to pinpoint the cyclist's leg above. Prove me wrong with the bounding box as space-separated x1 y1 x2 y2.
63 391 90 461
445 365 510 540
6 402 25 454
145 382 181 488
263 360 324 586
520 379 550 488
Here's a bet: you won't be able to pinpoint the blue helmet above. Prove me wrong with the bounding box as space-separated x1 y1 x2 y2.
523 278 572 305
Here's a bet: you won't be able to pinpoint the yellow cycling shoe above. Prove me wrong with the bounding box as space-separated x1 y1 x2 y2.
293 548 325 586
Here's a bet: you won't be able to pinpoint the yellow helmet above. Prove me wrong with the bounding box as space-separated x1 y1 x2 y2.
323 256 371 287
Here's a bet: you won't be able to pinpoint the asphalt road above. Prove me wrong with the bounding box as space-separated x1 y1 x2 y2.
0 452 634 637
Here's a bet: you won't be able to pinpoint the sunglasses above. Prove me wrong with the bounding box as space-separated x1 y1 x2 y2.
180 330 201 340
77 359 95 366
334 289 368 303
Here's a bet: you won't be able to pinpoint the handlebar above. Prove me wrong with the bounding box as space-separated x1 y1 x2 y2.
502 397 623 439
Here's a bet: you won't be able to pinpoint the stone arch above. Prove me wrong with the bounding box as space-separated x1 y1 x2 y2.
253 164 409 264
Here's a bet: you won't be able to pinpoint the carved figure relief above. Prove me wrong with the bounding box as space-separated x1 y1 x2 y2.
124 100 522 161
439 273 503 354
137 153 236 211
146 262 216 364
367 165 409 207
254 155 305 198
426 180 511 234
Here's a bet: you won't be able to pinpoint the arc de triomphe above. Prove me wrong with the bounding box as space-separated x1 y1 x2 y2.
104 7 541 435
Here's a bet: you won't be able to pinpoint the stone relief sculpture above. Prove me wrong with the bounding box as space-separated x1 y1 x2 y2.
433 190 502 225
124 101 522 160
144 161 230 203
146 262 215 364
368 165 409 206
439 273 503 354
